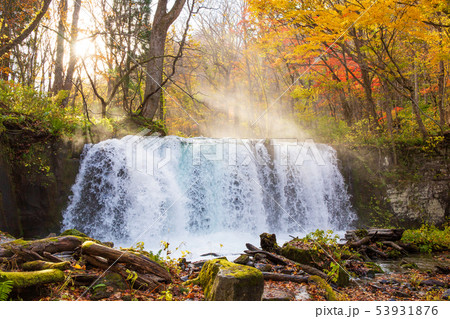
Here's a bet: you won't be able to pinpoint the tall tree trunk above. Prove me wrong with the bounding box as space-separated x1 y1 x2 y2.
141 0 186 120
63 0 82 95
437 60 447 126
53 0 68 93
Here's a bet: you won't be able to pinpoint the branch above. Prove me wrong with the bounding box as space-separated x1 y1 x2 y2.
0 0 52 58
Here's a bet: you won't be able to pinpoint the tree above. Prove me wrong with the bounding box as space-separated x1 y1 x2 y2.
0 0 52 58
140 0 186 120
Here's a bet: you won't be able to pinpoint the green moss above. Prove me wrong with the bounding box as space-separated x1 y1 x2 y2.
233 254 250 265
281 244 314 265
309 275 340 301
187 258 263 301
0 269 65 288
364 262 384 274
60 229 89 238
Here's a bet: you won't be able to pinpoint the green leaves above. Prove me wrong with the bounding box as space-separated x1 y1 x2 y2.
0 275 13 301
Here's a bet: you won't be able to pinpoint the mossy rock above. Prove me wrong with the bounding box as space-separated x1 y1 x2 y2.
309 275 341 301
233 254 250 265
187 258 264 301
365 262 384 277
400 262 418 270
281 244 314 265
100 272 128 290
0 269 65 288
60 229 89 238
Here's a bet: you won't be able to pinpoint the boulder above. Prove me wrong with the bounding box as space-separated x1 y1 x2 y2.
281 244 314 265
233 254 250 265
187 258 264 301
262 289 295 301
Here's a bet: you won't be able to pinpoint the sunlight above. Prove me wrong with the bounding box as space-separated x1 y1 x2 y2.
75 36 96 58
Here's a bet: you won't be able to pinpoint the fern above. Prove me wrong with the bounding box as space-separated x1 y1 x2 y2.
0 275 13 301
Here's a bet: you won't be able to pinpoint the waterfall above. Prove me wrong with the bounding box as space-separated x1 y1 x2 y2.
62 136 356 258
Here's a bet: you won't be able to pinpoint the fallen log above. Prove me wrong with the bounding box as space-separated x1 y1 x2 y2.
82 254 161 291
22 260 71 271
245 243 328 280
0 236 83 257
0 269 65 288
382 241 407 254
367 229 404 241
348 236 371 248
366 246 388 259
261 272 309 283
42 252 65 263
71 273 99 286
81 241 171 282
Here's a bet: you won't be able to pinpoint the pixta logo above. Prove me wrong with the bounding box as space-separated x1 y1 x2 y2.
123 129 171 176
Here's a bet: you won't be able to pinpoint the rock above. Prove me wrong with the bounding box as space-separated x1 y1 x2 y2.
180 275 189 282
233 254 250 265
442 289 450 300
100 272 128 290
255 263 272 272
365 262 384 277
246 261 254 267
308 275 341 301
400 262 418 269
262 289 295 301
187 258 264 301
90 284 112 301
281 244 314 265
260 233 281 254
419 279 446 287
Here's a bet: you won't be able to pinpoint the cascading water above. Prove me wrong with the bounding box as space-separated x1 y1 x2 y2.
62 136 356 258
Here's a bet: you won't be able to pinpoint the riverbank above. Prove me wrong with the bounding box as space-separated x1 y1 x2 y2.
1 228 448 301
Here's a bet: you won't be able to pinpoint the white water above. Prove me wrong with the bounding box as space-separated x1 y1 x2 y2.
62 136 355 260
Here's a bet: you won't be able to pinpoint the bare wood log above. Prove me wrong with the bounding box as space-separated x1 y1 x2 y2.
82 254 161 291
22 260 71 271
0 236 83 257
367 229 404 241
382 241 407 254
348 236 371 248
366 246 388 259
42 252 65 263
81 241 171 282
71 273 99 286
245 244 328 280
262 272 309 283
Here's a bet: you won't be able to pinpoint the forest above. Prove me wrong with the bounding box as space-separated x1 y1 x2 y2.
0 0 449 305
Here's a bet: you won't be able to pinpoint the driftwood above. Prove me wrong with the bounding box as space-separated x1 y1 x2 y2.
348 236 371 248
0 236 83 257
81 241 171 282
245 243 328 280
82 254 162 291
262 272 309 283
